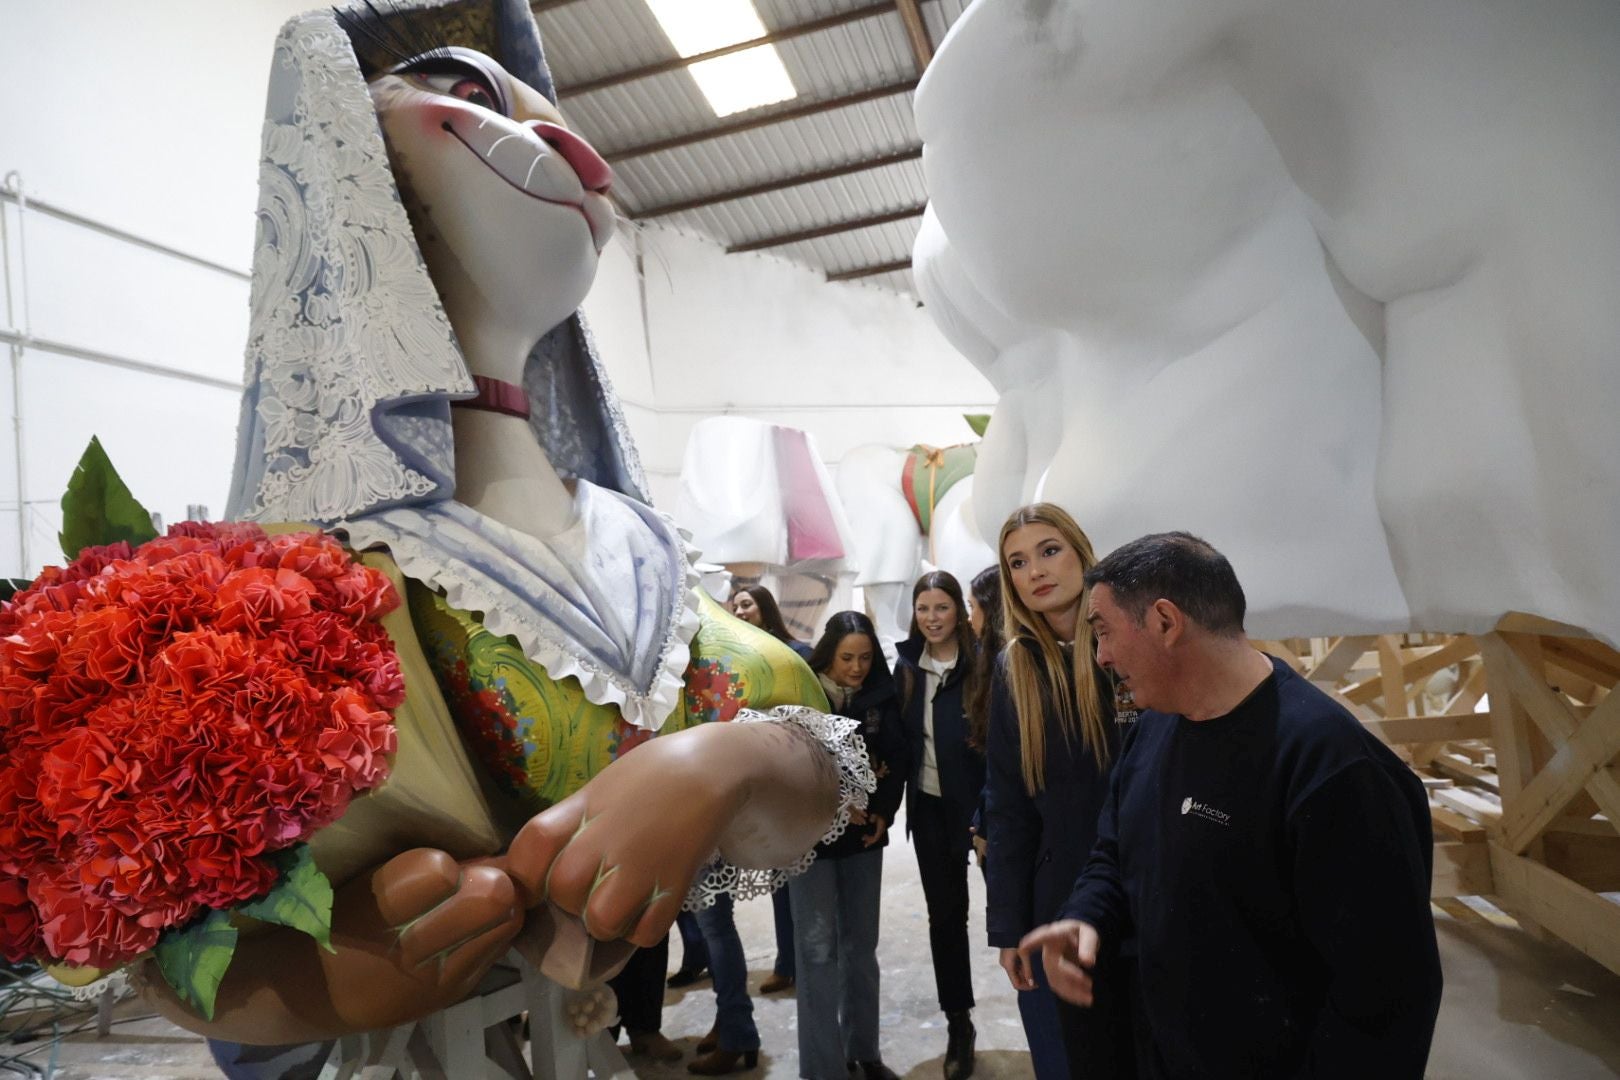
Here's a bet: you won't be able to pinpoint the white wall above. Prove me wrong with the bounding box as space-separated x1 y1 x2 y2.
0 0 312 576
598 224 993 512
0 1 990 577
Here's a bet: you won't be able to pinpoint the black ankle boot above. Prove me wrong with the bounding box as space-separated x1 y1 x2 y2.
944 1010 976 1080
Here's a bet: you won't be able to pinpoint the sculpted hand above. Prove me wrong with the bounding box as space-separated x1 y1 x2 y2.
998 946 1037 991
498 726 746 953
366 848 525 995
139 847 524 1043
1019 919 1099 1006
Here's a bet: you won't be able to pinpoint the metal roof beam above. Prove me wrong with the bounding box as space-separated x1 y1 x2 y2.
826 258 913 283
894 0 934 74
557 3 897 98
632 147 922 219
727 203 926 254
602 78 918 163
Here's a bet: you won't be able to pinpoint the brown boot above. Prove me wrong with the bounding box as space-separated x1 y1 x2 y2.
628 1029 683 1063
759 972 795 994
687 1048 759 1075
696 1024 721 1054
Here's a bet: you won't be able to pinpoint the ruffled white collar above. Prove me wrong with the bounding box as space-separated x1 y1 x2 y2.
340 481 701 731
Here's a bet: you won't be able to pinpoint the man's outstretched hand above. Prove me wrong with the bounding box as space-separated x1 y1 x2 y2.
1019 919 1101 1006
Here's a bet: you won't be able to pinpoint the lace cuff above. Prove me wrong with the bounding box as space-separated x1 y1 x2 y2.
682 706 877 912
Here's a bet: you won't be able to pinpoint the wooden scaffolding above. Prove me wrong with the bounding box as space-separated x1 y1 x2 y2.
1257 619 1620 976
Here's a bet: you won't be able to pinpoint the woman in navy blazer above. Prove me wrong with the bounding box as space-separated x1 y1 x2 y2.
893 571 985 1080
985 504 1135 1080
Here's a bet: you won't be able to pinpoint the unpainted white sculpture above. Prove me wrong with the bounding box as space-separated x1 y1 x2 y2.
835 440 993 651
675 416 856 639
915 0 1620 643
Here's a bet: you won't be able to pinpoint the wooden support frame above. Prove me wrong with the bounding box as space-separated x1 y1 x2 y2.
727 204 925 253
894 0 934 73
603 79 918 163
826 258 912 282
556 3 898 97
1278 625 1620 977
633 148 923 219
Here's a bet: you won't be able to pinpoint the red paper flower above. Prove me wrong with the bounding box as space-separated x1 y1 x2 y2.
0 522 402 970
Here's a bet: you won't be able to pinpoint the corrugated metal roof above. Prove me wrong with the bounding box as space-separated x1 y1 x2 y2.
535 0 966 295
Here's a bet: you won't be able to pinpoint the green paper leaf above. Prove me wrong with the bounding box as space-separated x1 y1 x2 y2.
235 845 335 953
59 436 157 559
963 413 991 438
155 909 238 1021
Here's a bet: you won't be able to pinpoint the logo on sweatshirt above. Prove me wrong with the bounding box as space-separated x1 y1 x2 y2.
1180 796 1232 826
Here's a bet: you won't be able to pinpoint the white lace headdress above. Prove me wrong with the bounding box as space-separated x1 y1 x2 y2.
224 1 693 729
225 0 647 526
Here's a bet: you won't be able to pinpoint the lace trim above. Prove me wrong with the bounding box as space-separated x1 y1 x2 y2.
682 706 877 912
341 491 704 731
65 968 133 1003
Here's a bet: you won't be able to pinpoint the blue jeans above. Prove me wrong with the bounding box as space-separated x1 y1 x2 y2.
1018 951 1070 1080
772 885 795 978
675 909 709 974
694 892 760 1052
788 848 883 1079
207 1040 333 1080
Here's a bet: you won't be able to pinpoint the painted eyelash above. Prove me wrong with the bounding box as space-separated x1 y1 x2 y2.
334 1 457 78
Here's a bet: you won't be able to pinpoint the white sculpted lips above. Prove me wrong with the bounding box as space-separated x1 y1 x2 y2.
441 114 614 251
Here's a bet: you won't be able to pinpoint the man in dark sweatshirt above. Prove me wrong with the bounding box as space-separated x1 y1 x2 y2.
1020 532 1442 1079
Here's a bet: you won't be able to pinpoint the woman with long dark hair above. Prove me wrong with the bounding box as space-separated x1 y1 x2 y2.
967 566 1004 755
729 583 806 995
893 570 985 1079
986 504 1135 1079
730 583 812 661
792 611 907 1080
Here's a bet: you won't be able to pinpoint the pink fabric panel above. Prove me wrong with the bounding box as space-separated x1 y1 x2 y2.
775 427 845 561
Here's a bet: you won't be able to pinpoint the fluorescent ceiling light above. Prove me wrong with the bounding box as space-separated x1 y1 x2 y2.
645 0 799 117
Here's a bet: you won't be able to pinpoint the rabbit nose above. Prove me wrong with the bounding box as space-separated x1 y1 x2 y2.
528 122 613 193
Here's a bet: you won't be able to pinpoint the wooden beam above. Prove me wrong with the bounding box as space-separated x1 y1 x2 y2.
1364 711 1493 745
1541 636 1620 687
826 258 912 282
1490 842 1620 976
1430 804 1488 843
727 204 925 254
1544 830 1620 892
557 4 897 97
1497 634 1620 831
1497 689 1620 854
1306 635 1377 686
894 0 934 74
603 79 918 163
1432 839 1494 898
1402 636 1481 687
632 147 923 219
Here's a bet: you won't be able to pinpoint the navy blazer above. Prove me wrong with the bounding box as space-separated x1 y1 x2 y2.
983 645 1122 949
814 668 906 861
894 638 986 851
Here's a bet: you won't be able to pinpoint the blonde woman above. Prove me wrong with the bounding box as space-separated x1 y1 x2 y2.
985 504 1135 1079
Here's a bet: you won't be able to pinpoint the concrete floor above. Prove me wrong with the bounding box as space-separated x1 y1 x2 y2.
18 810 1620 1078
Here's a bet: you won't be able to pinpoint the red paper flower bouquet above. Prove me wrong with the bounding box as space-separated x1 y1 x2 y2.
0 440 406 1016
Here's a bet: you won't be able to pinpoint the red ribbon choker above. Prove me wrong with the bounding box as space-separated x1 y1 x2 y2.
455 375 531 420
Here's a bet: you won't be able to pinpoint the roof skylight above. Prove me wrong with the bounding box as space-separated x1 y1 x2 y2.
645 0 799 117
